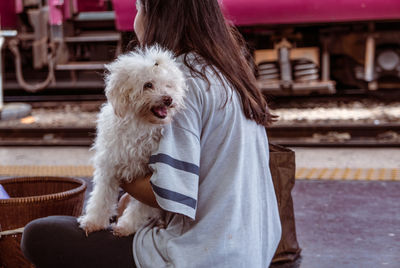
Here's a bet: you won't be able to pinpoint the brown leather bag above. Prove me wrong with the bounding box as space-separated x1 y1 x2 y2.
269 143 301 264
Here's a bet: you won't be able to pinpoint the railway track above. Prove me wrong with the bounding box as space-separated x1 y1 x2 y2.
0 123 399 146
267 123 400 147
4 94 106 103
4 91 397 104
4 82 400 104
0 127 95 146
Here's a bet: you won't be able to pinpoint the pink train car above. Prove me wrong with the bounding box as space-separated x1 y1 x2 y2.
1 0 400 95
112 0 400 31
0 1 17 29
111 0 400 94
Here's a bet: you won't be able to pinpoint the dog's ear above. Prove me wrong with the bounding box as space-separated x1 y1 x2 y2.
104 64 130 117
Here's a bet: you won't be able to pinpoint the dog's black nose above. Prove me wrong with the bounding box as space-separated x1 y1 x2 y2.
163 96 173 107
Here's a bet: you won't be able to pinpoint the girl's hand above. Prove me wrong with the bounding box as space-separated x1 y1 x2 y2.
120 174 161 209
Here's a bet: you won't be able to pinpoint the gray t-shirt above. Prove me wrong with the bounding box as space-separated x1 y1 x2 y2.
133 57 282 268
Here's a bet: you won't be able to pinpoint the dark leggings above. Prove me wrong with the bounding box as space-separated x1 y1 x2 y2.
20 216 136 268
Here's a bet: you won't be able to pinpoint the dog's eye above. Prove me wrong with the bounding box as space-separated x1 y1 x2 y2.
143 82 153 90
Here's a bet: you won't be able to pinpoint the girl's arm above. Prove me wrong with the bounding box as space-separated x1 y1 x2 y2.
120 174 161 209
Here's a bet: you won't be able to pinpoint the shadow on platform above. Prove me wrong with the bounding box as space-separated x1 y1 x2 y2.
272 180 400 268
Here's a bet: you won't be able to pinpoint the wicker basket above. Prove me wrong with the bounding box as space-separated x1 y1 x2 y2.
0 176 87 268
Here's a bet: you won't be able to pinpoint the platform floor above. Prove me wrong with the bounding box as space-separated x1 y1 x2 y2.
1 146 399 167
0 146 399 267
0 146 398 180
286 180 400 268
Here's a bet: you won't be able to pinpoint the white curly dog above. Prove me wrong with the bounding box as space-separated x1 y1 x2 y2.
78 46 186 236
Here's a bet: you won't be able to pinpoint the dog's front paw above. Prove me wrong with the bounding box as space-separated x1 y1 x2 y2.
111 222 136 237
78 215 109 236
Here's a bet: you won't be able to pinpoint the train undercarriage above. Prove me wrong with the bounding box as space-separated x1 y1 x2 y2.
1 0 400 98
241 21 400 96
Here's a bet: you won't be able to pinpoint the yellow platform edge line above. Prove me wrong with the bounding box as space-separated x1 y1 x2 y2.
295 167 400 181
0 166 399 181
0 165 94 178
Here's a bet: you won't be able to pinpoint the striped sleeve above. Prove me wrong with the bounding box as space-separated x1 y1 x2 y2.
149 79 202 220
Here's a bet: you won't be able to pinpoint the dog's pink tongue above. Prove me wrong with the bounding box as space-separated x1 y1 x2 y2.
154 106 168 118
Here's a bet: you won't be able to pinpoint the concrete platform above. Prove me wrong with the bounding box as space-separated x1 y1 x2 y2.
0 146 399 267
0 147 93 166
291 147 400 169
1 147 399 180
0 146 399 169
286 180 400 268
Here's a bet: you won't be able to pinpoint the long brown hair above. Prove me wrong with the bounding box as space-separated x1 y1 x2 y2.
138 0 275 126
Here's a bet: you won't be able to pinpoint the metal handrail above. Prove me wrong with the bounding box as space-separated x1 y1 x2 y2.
0 36 4 111
0 30 18 111
8 38 56 93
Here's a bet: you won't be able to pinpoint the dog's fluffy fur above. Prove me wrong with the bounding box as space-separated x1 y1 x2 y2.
78 46 186 236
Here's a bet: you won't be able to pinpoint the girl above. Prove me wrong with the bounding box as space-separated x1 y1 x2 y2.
21 1 281 267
